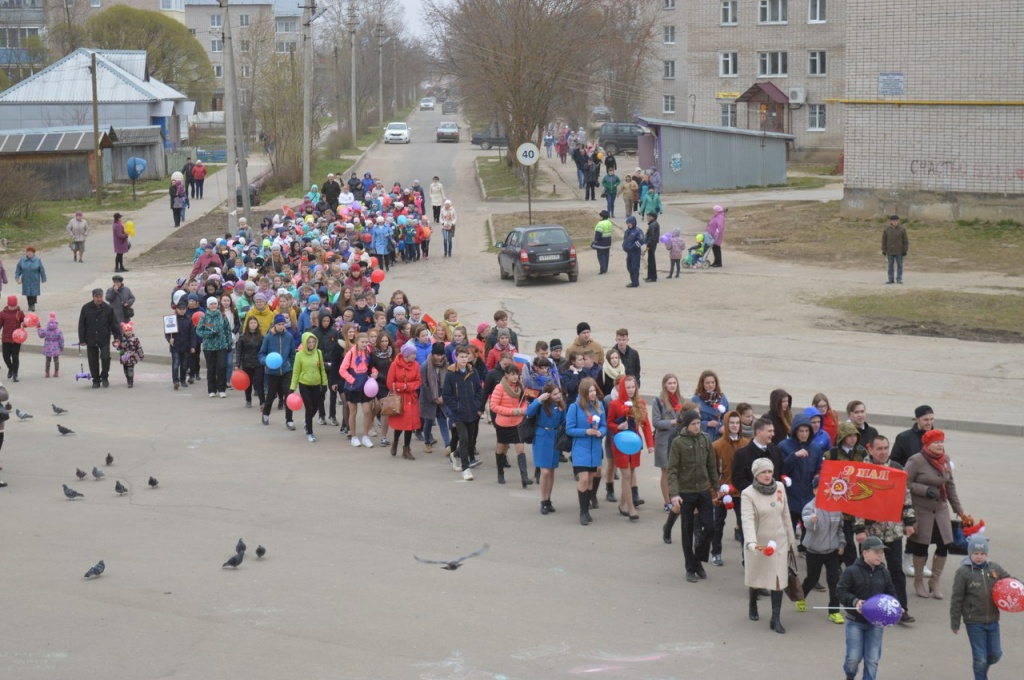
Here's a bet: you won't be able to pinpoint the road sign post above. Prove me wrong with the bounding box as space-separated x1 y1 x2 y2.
516 142 540 225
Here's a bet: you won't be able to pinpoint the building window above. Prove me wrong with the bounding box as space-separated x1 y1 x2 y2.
720 103 737 127
758 0 787 24
758 51 788 77
90 0 100 6
719 52 738 77
211 39 223 53
808 104 826 130
808 0 826 23
721 0 737 25
211 15 222 28
239 14 249 27
663 60 675 79
241 65 251 78
808 50 826 76
190 28 196 36
240 40 250 53
663 25 675 44
160 0 184 9
277 20 297 33
276 41 296 53
663 95 676 114
664 0 675 8
214 65 223 78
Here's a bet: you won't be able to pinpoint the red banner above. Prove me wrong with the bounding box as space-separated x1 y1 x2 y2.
816 460 907 523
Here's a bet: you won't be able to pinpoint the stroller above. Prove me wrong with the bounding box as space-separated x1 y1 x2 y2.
683 232 713 269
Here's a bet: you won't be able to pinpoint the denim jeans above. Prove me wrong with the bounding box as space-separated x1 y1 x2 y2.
604 192 616 217
844 619 884 680
576 167 585 189
442 229 453 256
887 254 903 282
966 621 1001 680
422 406 451 447
171 351 188 384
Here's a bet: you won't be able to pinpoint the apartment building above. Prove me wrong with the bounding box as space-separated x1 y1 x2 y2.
645 0 687 124
685 0 844 161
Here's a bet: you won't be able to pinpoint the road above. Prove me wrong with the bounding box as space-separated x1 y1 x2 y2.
1 110 1021 679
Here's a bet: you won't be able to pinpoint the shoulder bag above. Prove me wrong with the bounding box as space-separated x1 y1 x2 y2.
380 393 403 416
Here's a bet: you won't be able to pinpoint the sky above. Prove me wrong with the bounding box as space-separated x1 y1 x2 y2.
398 0 428 39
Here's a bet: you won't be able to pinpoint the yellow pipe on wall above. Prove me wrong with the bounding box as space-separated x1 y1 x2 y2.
824 99 1024 106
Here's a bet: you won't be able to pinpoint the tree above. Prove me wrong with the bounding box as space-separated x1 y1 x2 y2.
85 7 215 103
600 1 661 122
252 52 304 188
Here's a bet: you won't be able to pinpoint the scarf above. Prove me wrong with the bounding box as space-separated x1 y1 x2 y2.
753 480 777 496
500 376 524 401
923 447 951 501
667 392 681 412
602 360 625 385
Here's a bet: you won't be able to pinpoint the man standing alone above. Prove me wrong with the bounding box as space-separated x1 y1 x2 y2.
643 212 660 282
882 215 908 284
66 211 89 263
78 288 121 388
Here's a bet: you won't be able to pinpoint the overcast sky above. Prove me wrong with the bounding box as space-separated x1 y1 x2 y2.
398 0 428 39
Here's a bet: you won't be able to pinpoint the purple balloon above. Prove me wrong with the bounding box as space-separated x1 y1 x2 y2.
659 233 671 245
363 378 379 398
862 594 902 627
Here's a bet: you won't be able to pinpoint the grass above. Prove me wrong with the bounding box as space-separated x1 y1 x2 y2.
491 210 601 245
726 201 1024 276
475 158 552 199
706 175 838 193
788 162 837 176
821 290 1024 340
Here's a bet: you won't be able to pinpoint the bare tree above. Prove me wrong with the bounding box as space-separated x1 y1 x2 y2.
600 0 661 122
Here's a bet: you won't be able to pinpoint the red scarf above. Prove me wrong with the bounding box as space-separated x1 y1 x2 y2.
667 392 681 412
923 448 950 501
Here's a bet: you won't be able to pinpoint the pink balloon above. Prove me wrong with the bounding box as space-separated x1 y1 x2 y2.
286 392 304 411
363 378 379 398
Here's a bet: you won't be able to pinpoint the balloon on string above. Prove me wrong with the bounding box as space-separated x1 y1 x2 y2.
125 220 135 237
11 328 27 344
370 256 378 268
265 352 283 370
398 216 407 226
230 369 251 391
422 227 431 239
613 430 642 455
660 233 671 245
23 312 39 328
992 578 1024 613
192 311 203 326
286 392 303 411
363 378 379 398
862 594 903 627
370 270 385 284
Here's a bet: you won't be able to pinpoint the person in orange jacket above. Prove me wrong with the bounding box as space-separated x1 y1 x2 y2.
606 375 654 521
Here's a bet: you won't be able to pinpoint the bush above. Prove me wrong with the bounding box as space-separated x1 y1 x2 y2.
324 128 352 158
0 163 40 221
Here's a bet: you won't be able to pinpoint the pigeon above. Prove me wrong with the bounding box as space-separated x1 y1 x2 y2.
114 480 128 495
57 424 74 435
91 466 104 481
63 483 84 500
105 452 114 466
414 544 489 571
84 560 105 578
148 476 159 488
52 403 68 415
222 551 244 568
236 538 246 554
15 408 32 421
255 545 266 559
75 468 87 480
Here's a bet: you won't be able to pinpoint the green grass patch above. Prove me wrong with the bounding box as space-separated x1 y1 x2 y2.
475 158 551 199
491 210 600 245
788 162 837 175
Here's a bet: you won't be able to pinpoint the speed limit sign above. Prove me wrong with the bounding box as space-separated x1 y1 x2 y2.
516 142 540 166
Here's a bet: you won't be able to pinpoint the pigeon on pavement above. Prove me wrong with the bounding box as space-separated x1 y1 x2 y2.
63 484 84 499
222 552 244 568
91 466 104 481
114 480 128 495
84 560 105 578
414 544 489 571
148 476 159 488
57 424 74 435
105 453 114 466
52 403 68 415
15 408 32 421
236 538 247 554
75 468 87 480
255 545 266 559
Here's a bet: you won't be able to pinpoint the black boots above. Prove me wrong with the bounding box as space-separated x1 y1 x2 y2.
769 590 785 633
516 453 534 488
749 588 760 621
663 509 679 544
496 454 506 484
632 486 645 506
605 481 617 502
589 477 600 509
578 490 592 525
390 438 399 457
540 499 555 515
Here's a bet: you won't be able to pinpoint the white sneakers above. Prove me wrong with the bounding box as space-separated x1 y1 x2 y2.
462 469 474 481
351 436 361 447
218 392 226 398
361 436 373 448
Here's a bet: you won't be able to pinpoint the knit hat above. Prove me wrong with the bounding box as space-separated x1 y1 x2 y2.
393 305 406 317
751 457 774 477
576 322 591 335
476 322 490 334
496 328 510 339
121 322 133 333
968 535 989 555
431 341 446 356
922 429 945 447
48 312 57 322
273 314 287 325
92 288 103 296
6 295 15 306
837 421 858 444
861 536 886 551
307 294 320 304
400 344 417 358
681 410 701 428
550 338 563 351
254 293 267 303
206 297 219 308
914 404 934 419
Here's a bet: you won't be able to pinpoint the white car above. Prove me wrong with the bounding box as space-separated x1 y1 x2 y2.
383 122 411 144
419 97 435 111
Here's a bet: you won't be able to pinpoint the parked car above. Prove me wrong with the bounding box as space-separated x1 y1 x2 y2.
383 122 411 144
436 121 460 143
597 121 644 155
419 97 435 111
471 130 508 150
496 225 578 286
441 100 458 114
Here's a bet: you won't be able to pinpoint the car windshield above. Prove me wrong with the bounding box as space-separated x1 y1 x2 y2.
386 124 407 131
523 229 569 247
438 123 457 130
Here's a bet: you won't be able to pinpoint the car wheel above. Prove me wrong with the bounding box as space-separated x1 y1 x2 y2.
481 141 492 150
568 270 579 282
513 265 526 287
499 263 511 280
604 143 618 156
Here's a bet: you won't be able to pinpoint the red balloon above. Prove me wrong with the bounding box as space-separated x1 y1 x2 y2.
192 311 203 326
361 232 372 243
993 577 1024 613
370 269 385 284
23 313 39 328
11 328 27 344
286 392 304 411
230 369 251 391
370 256 378 268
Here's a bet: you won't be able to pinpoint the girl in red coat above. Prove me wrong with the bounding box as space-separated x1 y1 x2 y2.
386 343 422 459
607 375 654 521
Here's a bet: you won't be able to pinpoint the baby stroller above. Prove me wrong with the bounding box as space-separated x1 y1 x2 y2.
683 232 713 269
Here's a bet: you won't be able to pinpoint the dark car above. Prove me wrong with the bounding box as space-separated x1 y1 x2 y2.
441 100 458 114
597 121 644 155
436 121 460 143
471 130 508 150
496 225 578 286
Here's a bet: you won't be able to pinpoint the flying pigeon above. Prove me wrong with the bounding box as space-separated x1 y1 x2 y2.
63 484 84 500
57 424 75 435
222 551 244 568
52 403 68 415
236 538 246 554
414 544 489 571
84 560 105 578
105 453 114 466
255 545 266 559
91 466 104 481
15 408 32 421
148 476 159 488
114 480 128 495
75 468 87 480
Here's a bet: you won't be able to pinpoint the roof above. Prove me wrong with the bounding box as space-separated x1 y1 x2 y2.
0 48 185 105
637 117 795 141
735 81 790 105
109 126 165 145
0 126 113 154
186 0 301 16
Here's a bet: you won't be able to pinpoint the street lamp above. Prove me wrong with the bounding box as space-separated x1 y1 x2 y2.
347 3 358 145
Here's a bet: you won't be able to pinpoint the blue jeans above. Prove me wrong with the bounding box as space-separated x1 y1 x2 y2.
887 255 903 282
421 406 451 447
171 351 188 384
442 229 453 256
576 168 585 188
605 192 616 217
966 622 1001 680
844 619 884 680
223 348 234 387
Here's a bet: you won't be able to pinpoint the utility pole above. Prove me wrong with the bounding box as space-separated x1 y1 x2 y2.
219 0 237 230
302 0 315 190
348 3 358 145
90 51 102 206
376 22 385 128
391 40 397 117
223 0 251 226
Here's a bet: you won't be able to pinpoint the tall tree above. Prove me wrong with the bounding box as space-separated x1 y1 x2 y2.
601 0 661 122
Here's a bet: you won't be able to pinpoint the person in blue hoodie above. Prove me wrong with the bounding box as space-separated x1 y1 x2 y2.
803 406 833 451
296 294 321 335
779 412 823 543
691 369 729 444
259 314 297 430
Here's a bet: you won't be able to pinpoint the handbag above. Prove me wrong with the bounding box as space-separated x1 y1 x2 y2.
784 549 804 602
517 411 538 444
380 393 403 416
555 420 572 453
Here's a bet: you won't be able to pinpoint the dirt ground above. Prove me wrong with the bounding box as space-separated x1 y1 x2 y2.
825 316 1024 344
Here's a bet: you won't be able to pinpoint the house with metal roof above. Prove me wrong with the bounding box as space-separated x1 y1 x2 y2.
0 125 113 199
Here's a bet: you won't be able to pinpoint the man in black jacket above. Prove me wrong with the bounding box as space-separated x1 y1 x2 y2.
732 418 783 544
321 174 342 211
613 329 641 386
78 288 122 388
837 536 898 680
643 212 660 282
182 157 195 199
891 405 934 466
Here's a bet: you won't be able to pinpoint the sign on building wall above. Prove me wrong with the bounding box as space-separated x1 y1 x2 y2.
878 72 905 96
716 92 741 100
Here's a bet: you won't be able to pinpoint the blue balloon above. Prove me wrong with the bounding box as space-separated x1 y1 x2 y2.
126 156 147 180
862 594 902 627
397 216 407 226
265 352 283 370
614 430 643 455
